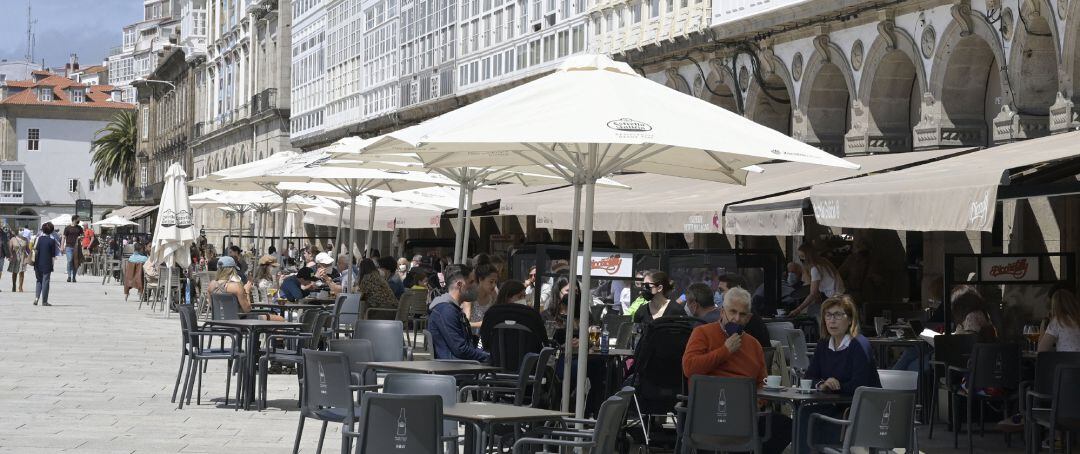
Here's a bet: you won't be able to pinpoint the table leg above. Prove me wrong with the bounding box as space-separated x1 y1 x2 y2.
474 422 487 454
245 328 258 410
792 402 805 454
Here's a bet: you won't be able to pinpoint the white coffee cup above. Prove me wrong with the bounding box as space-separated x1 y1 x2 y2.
764 375 781 388
775 309 787 317
800 379 813 390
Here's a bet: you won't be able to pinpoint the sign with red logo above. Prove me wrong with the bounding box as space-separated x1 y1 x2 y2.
575 253 634 278
980 256 1040 282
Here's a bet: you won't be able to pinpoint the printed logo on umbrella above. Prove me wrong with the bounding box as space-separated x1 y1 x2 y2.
606 118 653 132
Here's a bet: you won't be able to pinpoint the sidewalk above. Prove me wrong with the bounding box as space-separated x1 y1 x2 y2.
0 269 336 453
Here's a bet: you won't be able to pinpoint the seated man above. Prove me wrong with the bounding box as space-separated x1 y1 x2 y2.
682 287 791 453
312 252 342 295
428 264 490 362
684 282 721 323
278 267 317 302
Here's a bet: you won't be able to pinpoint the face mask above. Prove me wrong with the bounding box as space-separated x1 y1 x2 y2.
724 322 744 336
512 298 527 305
786 272 799 286
398 264 407 272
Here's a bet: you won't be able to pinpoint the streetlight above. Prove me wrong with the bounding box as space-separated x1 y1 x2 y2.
135 78 176 91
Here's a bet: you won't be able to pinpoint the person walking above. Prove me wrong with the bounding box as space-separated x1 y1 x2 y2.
0 224 9 293
8 228 30 292
33 222 61 306
61 215 84 283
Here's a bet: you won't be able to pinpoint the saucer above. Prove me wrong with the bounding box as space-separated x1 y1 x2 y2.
762 386 784 392
794 387 816 394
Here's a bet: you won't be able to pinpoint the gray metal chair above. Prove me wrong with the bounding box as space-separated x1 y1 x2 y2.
346 393 444 454
351 319 413 362
512 394 629 453
258 310 329 409
293 349 360 454
949 343 1021 453
808 386 918 454
383 373 461 451
327 338 378 390
175 305 239 409
1027 363 1080 454
399 289 430 346
677 375 768 453
785 328 812 382
332 293 362 338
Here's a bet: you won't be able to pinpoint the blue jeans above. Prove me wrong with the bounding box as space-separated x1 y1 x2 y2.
65 247 77 280
35 270 51 304
893 346 932 373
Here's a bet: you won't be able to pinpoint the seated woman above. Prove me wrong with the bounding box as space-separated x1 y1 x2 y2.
797 295 880 453
208 256 283 321
252 255 279 302
358 258 398 319
1039 288 1080 352
462 262 499 329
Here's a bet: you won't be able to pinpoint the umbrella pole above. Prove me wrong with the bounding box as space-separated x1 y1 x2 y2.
279 195 287 267
335 202 345 255
461 186 474 262
454 180 467 263
365 195 378 258
560 182 583 413
247 209 254 252
574 177 596 419
165 265 173 317
349 194 358 279
227 212 234 249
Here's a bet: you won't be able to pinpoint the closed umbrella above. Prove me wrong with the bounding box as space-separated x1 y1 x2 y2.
147 163 196 316
356 54 858 416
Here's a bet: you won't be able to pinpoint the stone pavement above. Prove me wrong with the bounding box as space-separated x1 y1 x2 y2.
0 270 339 453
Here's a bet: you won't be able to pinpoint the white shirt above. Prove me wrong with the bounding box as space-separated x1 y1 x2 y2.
810 266 840 297
828 334 852 351
1046 319 1080 352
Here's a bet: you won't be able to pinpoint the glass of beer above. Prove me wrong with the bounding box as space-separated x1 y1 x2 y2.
588 326 601 350
1023 324 1041 351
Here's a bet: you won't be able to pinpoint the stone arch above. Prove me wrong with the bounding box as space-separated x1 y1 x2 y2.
1064 0 1080 98
848 30 927 153
795 41 857 155
1006 0 1060 116
701 60 742 113
920 13 1011 147
743 52 795 135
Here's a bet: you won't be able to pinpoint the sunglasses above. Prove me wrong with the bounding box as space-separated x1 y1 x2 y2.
641 282 655 289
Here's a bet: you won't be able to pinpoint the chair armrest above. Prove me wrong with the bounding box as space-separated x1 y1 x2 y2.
544 430 596 439
809 413 850 429
512 437 591 453
349 384 384 391
560 417 598 426
947 365 969 375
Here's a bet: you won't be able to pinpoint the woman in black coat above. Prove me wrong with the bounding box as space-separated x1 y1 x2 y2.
33 222 61 306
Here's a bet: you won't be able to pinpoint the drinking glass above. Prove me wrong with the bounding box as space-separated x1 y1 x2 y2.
1023 324 1041 351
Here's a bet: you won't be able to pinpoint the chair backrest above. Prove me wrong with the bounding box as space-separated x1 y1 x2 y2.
177 304 197 349
530 347 557 408
766 322 795 346
933 334 978 368
327 339 377 385
400 289 429 316
352 320 407 362
303 311 331 350
683 376 759 451
784 328 811 370
210 292 241 320
602 313 631 340
842 387 917 451
633 317 695 414
512 353 541 406
300 349 355 414
1052 365 1080 424
383 373 458 438
614 322 635 349
333 293 362 335
1033 351 1080 395
877 369 919 391
968 343 1021 390
490 322 542 373
355 393 443 454
592 395 631 453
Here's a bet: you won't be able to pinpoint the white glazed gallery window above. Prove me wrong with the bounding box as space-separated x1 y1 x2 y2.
0 169 23 198
27 128 40 151
67 179 79 193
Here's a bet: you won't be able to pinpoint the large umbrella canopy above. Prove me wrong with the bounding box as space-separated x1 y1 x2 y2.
96 215 137 228
353 54 859 417
46 213 85 227
147 163 196 314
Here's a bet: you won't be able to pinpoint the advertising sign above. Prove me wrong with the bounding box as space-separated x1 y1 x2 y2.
75 199 93 221
575 252 634 278
979 256 1040 282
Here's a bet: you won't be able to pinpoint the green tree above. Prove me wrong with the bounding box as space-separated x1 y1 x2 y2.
89 110 138 187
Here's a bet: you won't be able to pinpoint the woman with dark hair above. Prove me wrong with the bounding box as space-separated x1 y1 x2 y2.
32 222 61 306
494 280 527 306
463 262 499 328
358 258 398 316
543 277 573 322
951 285 997 342
632 269 684 324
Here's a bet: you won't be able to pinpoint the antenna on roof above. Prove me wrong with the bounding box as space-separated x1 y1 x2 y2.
24 0 37 63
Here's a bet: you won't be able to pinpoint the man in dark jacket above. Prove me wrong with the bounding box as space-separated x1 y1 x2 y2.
428 264 490 362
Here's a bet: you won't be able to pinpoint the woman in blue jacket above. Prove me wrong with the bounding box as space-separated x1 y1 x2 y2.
32 222 61 306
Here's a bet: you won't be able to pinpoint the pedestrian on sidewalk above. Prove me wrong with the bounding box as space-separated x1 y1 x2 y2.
61 215 84 283
7 227 30 292
0 224 9 293
33 222 61 306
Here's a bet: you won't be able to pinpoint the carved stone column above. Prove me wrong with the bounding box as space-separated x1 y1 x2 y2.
993 104 1051 143
845 100 912 153
912 92 986 149
1049 92 1078 134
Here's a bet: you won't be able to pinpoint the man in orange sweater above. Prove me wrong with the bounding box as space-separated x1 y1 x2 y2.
681 287 791 452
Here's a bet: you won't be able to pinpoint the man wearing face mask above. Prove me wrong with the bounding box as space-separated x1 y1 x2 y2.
428 264 491 362
682 287 791 452
684 283 722 323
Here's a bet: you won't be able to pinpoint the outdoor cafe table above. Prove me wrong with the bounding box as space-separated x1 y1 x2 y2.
250 303 326 321
443 402 572 454
204 319 302 410
757 387 853 454
364 360 503 375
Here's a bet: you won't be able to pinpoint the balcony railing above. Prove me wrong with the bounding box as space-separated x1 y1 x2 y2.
711 0 807 26
125 181 165 205
251 88 278 115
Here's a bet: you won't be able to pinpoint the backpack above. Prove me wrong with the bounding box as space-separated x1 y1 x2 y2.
632 315 697 415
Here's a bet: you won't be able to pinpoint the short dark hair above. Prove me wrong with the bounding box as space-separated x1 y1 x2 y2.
686 283 715 308
376 255 397 272
495 280 527 305
71 215 80 222
229 245 241 255
359 258 379 277
41 222 55 234
717 273 746 289
444 263 474 287
297 267 316 281
475 262 499 281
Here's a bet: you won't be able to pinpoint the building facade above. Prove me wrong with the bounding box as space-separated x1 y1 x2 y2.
107 0 183 104
0 72 134 227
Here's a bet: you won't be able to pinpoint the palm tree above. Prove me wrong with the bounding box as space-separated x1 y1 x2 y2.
89 110 138 188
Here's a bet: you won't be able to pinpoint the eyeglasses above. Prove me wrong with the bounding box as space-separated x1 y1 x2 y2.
824 311 848 321
641 282 655 289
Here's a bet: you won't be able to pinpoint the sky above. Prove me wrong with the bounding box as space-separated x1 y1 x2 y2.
0 0 142 70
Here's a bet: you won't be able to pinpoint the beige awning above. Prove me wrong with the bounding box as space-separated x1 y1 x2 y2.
513 148 968 233
809 131 1080 232
108 205 158 220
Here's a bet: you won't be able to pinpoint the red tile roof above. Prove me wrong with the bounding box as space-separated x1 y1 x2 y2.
1 73 133 109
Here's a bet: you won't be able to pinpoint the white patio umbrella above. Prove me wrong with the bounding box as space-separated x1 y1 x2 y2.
219 160 455 272
96 215 138 228
357 54 859 416
46 213 84 227
147 163 196 316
